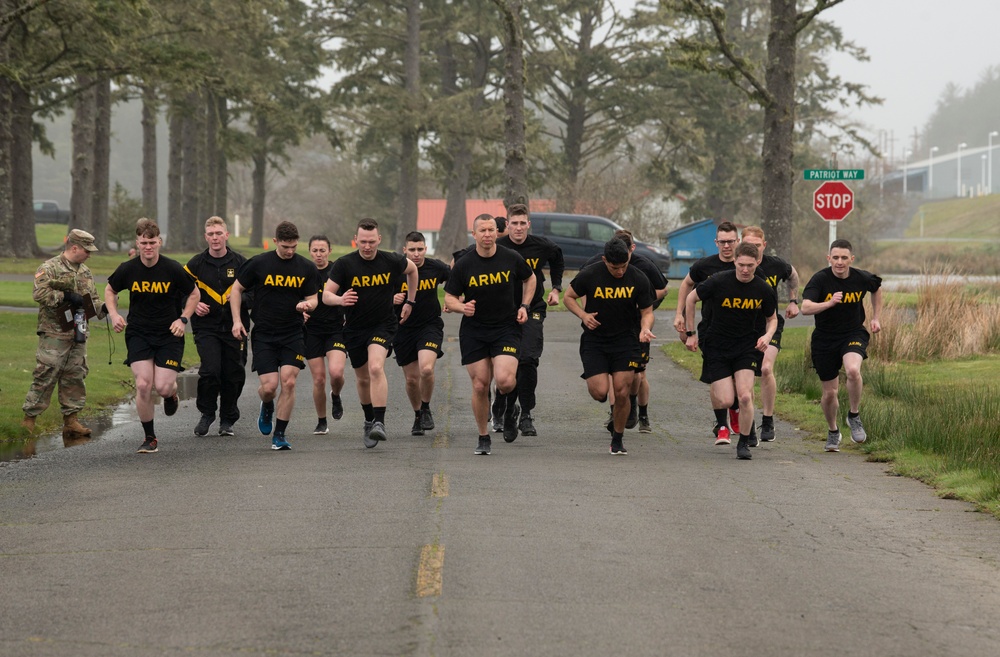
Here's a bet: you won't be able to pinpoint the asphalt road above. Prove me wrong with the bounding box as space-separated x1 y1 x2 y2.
3 310 1000 657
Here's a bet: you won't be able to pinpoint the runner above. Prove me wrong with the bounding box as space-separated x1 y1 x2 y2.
105 219 199 454
684 242 777 460
392 231 450 436
801 239 883 452
323 219 418 448
444 214 535 455
564 238 655 455
230 221 318 451
303 235 347 436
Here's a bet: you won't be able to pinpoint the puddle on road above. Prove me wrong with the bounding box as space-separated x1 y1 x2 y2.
1 372 199 465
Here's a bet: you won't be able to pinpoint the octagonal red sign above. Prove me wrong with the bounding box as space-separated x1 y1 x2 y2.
813 181 854 221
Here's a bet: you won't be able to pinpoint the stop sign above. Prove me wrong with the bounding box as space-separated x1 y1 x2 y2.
813 181 854 221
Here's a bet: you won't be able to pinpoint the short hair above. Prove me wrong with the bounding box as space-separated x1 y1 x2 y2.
136 218 160 239
613 229 634 250
603 238 630 264
507 203 528 218
405 231 425 244
205 216 227 230
494 216 507 233
274 221 299 242
717 221 738 235
735 242 759 260
357 218 379 232
830 238 854 253
741 225 764 240
472 213 496 230
309 235 331 249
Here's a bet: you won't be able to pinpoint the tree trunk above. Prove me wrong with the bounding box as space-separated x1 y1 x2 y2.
91 77 111 250
555 8 594 214
180 90 201 251
167 107 182 238
250 114 267 248
10 81 39 256
0 29 12 257
394 0 421 249
70 75 96 232
760 0 797 263
494 0 529 209
214 95 228 219
204 89 218 219
141 85 158 220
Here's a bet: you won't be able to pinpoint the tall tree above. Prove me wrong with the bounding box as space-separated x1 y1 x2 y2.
492 0 529 208
141 84 158 220
393 0 422 248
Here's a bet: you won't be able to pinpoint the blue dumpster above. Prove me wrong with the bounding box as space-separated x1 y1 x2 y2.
663 219 718 279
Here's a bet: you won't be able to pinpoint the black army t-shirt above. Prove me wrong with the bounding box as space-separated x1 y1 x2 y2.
569 262 654 341
497 234 564 311
802 267 882 335
696 270 777 349
237 250 318 338
107 256 196 335
395 257 450 329
444 246 533 329
329 250 409 329
754 253 794 330
688 254 736 332
305 263 344 334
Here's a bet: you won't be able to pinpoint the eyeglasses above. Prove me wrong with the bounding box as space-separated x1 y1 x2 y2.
716 239 737 246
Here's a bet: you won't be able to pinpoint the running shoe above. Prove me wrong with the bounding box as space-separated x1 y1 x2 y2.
330 393 344 420
194 414 213 436
736 435 752 460
218 422 235 436
411 417 424 436
626 403 638 430
313 419 329 435
475 436 491 455
610 436 628 455
137 436 158 453
363 421 377 448
258 402 274 436
748 423 759 448
848 415 867 443
715 425 731 446
605 410 614 434
518 412 537 436
420 408 435 431
271 435 291 450
369 421 387 442
728 407 740 434
164 393 179 417
825 430 842 452
637 416 652 433
759 422 775 442
503 404 520 443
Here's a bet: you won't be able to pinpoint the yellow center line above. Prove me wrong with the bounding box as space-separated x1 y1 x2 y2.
416 544 444 597
431 473 449 497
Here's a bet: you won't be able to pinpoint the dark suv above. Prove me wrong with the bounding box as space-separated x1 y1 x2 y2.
528 212 671 274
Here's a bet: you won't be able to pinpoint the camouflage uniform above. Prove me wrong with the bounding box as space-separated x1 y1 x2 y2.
22 253 101 418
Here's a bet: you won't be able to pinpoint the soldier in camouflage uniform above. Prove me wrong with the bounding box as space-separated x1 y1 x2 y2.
22 229 105 437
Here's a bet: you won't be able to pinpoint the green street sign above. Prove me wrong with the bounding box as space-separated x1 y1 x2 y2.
804 169 865 181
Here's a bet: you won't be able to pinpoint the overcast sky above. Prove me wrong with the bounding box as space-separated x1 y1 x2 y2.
825 0 1000 154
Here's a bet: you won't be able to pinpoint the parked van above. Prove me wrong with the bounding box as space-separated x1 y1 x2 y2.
528 212 671 274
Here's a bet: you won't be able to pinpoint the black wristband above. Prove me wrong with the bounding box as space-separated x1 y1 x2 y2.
179 316 188 325
520 303 530 310
788 299 798 304
404 299 416 307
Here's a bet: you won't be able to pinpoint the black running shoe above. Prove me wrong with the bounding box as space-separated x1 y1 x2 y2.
475 436 491 455
503 404 520 443
164 393 179 417
313 419 329 435
330 393 344 420
610 436 627 455
748 423 759 448
736 435 752 460
420 408 434 431
760 423 775 442
518 412 537 436
605 410 614 434
194 414 213 436
411 417 424 436
637 416 652 433
218 422 235 436
137 436 158 453
626 403 638 430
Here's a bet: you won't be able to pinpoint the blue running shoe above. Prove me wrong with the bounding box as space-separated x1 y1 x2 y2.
258 401 274 436
271 435 291 450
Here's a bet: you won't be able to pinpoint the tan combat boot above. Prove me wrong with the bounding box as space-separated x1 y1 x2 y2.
63 413 93 437
21 415 37 433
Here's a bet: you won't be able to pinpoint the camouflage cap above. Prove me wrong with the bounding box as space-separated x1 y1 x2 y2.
67 229 98 252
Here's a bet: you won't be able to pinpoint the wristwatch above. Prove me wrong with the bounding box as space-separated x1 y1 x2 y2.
685 330 695 337
179 316 188 325
788 298 798 304
520 303 530 310
404 299 416 307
